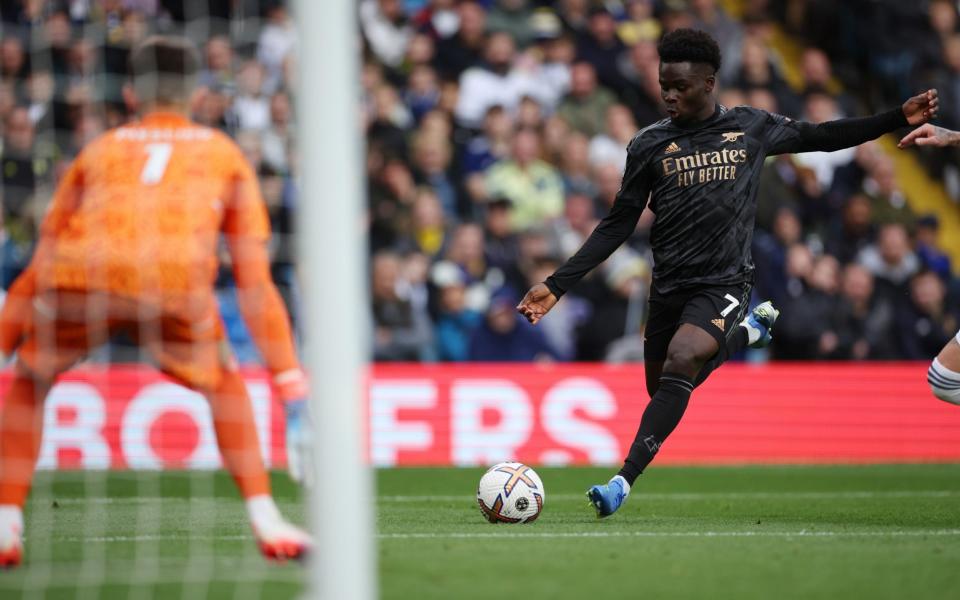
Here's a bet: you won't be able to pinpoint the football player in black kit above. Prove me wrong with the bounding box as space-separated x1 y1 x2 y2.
516 29 939 518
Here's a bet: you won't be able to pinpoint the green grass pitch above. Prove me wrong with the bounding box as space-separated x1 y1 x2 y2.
1 465 958 599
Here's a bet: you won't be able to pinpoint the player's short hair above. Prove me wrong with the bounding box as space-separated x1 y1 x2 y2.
657 28 721 74
130 35 200 105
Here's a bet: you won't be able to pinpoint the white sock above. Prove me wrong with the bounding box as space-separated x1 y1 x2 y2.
245 495 281 529
740 321 761 345
610 475 631 496
0 505 23 548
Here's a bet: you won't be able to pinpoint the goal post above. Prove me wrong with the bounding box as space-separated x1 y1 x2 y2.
294 1 376 599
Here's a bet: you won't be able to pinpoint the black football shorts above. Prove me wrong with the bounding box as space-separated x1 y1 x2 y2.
644 280 753 362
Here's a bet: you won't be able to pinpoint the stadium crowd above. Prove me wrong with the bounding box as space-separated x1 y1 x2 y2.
0 0 958 364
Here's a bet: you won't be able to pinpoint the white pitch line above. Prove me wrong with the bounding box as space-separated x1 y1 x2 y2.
37 529 960 544
378 490 960 503
378 530 960 540
30 490 960 506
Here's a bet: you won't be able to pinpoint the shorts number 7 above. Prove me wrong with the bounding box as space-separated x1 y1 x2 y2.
720 293 740 317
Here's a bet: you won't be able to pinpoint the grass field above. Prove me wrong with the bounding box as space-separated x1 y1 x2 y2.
1 464 959 599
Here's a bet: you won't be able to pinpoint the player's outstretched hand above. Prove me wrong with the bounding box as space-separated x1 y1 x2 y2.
901 89 939 126
516 283 558 325
898 123 960 148
284 398 314 486
275 369 314 486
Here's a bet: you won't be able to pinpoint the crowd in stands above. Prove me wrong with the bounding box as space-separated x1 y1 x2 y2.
362 0 959 363
0 0 957 364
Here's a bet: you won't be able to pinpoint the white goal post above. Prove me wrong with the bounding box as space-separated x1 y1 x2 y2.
295 1 376 598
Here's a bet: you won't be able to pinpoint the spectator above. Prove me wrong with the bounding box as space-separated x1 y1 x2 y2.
576 6 629 93
824 194 875 264
411 131 461 219
482 197 521 275
257 4 297 93
443 222 495 311
455 31 535 129
829 263 898 360
430 260 483 361
588 103 636 171
858 223 921 303
404 64 440 123
199 35 236 90
897 270 959 359
261 90 294 173
914 214 952 279
556 61 617 137
468 286 557 361
575 249 650 361
775 254 841 359
360 0 413 70
484 128 564 231
618 39 665 126
462 104 512 176
752 206 803 308
860 157 915 227
432 0 487 80
371 250 435 361
232 60 270 131
485 0 536 49
1 107 52 229
617 0 661 47
404 186 448 259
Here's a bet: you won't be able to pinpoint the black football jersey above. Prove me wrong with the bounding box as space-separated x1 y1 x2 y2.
617 104 812 293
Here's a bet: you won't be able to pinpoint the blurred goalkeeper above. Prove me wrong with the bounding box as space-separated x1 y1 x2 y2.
899 123 960 406
0 36 311 568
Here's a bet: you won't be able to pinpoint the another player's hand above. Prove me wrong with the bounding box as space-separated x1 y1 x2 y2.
898 123 960 148
901 89 939 126
275 369 313 486
516 283 558 325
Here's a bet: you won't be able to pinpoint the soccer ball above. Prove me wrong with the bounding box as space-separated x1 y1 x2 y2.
476 462 545 523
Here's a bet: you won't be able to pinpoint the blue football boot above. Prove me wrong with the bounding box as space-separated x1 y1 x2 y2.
743 300 780 348
586 476 629 518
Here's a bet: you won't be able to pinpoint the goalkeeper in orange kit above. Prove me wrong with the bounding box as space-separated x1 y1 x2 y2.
0 36 312 567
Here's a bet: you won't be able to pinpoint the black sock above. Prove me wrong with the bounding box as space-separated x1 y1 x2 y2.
694 325 749 387
617 372 694 486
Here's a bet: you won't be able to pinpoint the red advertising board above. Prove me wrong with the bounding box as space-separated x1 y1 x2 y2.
1 363 957 469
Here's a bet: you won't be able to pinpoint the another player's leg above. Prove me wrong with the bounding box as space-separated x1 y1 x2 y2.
203 367 312 561
0 371 54 568
928 331 960 405
589 324 719 518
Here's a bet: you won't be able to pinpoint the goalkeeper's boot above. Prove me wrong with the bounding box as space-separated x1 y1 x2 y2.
248 497 312 562
0 506 23 568
743 300 780 349
586 475 629 519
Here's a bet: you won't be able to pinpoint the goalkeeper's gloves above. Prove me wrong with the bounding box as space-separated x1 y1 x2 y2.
275 369 313 486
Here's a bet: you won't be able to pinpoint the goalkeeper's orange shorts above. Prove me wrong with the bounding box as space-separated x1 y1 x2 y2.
16 289 236 391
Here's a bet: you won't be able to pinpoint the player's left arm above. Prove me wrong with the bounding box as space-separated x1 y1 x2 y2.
765 89 938 155
224 153 312 483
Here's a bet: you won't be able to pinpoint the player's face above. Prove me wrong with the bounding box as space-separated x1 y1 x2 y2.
658 61 716 123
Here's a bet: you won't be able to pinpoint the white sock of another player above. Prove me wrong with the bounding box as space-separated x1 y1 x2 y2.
0 505 23 548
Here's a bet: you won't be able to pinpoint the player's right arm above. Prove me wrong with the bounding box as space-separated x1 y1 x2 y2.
898 123 960 148
0 155 85 357
518 147 649 325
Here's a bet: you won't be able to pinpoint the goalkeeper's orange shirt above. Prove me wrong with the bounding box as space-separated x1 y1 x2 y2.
38 112 267 314
3 111 299 376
